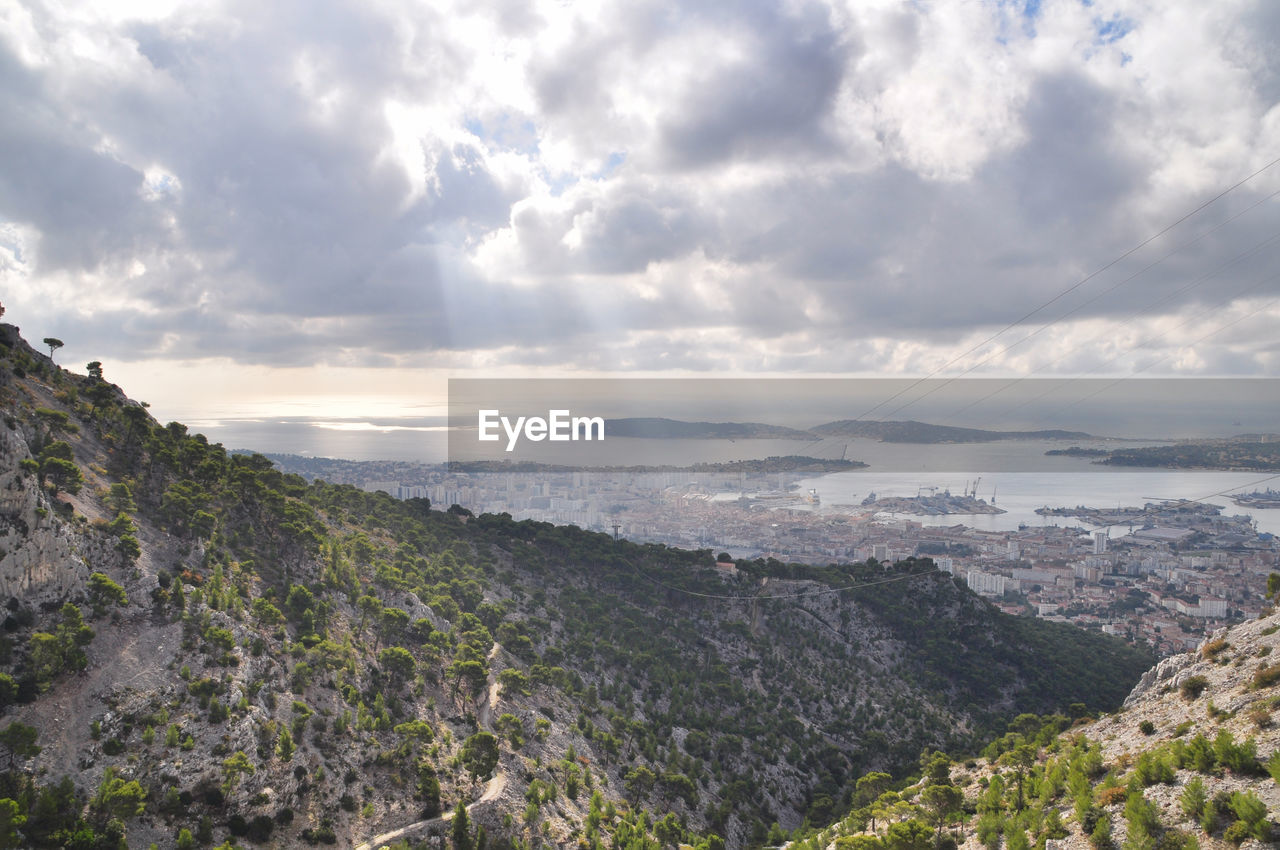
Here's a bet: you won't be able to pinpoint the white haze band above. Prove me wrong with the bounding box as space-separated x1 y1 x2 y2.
477 409 605 452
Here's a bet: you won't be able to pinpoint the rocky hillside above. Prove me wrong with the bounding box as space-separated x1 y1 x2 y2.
0 323 1152 850
799 608 1280 850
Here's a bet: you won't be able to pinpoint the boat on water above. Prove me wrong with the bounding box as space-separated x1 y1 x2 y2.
1233 488 1280 508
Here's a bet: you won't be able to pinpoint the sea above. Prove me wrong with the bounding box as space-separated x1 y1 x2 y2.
190 419 1280 537
792 470 1280 537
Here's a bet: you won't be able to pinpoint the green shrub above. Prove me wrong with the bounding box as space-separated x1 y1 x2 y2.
1229 791 1269 842
1134 749 1175 786
1180 777 1207 822
1224 820 1251 845
1266 750 1280 782
1181 676 1210 700
1213 729 1258 775
1250 664 1280 690
1090 813 1113 850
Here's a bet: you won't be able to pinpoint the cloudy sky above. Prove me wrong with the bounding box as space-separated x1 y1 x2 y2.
2 0 1279 426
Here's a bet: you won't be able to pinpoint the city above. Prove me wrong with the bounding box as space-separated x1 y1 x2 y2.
268 453 1280 658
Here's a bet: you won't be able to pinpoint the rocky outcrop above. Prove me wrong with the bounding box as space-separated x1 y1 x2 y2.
0 420 88 603
1122 649 1197 708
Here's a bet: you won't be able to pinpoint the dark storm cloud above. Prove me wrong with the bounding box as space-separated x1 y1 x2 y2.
2 0 1279 377
1231 3 1280 105
554 183 712 275
0 44 167 272
656 4 851 168
527 0 853 169
997 72 1140 227
1 0 533 361
120 7 454 316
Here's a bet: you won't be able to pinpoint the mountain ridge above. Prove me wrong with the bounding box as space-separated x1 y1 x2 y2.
810 420 1098 444
602 417 1101 444
0 324 1156 850
798 605 1280 850
604 418 820 440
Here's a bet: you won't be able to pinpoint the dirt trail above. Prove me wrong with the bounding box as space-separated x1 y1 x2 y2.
14 615 180 776
351 772 506 850
477 642 502 729
353 641 507 850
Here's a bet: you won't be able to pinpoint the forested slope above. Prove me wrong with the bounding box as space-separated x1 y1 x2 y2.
0 323 1151 850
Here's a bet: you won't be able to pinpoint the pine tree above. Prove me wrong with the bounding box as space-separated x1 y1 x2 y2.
451 801 472 850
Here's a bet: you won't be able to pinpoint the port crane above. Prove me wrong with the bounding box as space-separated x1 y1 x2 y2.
963 477 982 499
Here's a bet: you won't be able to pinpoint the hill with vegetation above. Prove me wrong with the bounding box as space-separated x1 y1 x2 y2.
1045 438 1280 472
792 605 1280 850
0 323 1153 850
810 422 1095 444
604 419 819 440
1098 442 1280 472
571 418 1098 445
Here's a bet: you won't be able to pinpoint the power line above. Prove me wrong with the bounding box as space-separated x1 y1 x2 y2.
887 195 1280 424
952 266 1280 428
943 228 1280 422
1015 292 1280 427
1098 473 1280 526
848 155 1280 424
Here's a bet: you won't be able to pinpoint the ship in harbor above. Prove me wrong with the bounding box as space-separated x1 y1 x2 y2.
1233 488 1280 509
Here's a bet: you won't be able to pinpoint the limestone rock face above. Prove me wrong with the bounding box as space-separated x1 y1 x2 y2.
0 422 88 603
1122 651 1196 708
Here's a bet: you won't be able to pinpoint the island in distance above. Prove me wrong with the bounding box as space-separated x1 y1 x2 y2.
809 419 1098 443
606 417 1100 443
603 417 819 440
1045 436 1280 472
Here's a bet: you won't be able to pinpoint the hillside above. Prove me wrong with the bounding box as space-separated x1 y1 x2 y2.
795 609 1280 850
1099 442 1280 472
604 419 819 440
0 324 1152 850
810 421 1096 444
571 418 1098 445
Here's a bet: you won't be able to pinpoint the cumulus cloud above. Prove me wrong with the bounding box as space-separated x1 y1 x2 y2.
1 0 1279 387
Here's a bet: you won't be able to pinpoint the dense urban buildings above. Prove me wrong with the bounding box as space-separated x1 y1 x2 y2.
272 456 1278 657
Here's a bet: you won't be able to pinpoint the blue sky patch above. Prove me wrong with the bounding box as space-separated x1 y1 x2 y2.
596 151 627 180
1094 14 1134 45
464 114 540 156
